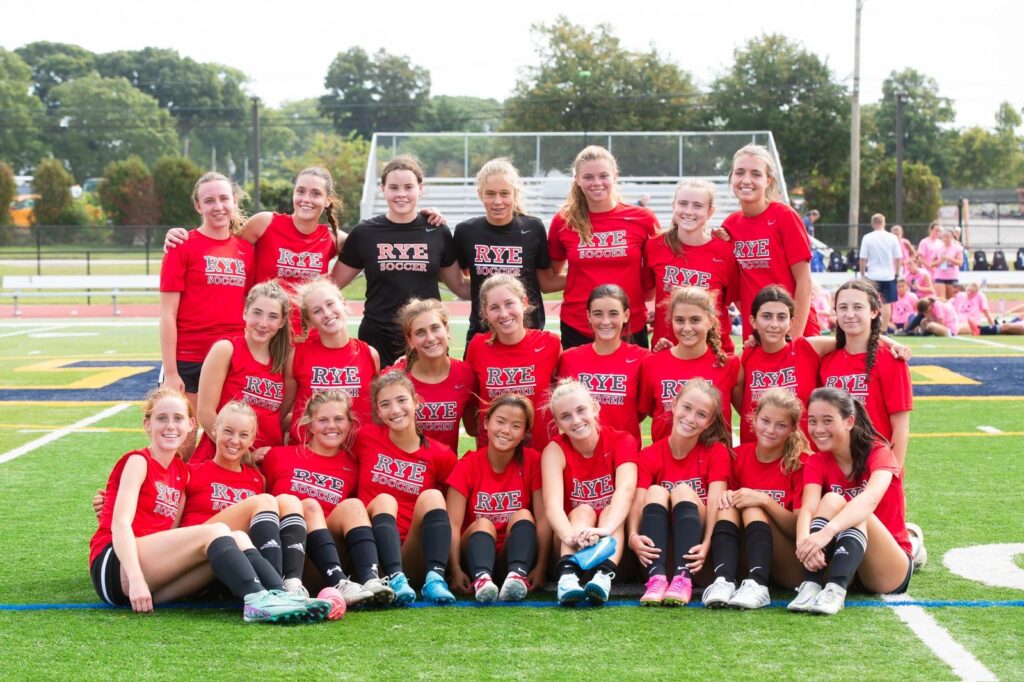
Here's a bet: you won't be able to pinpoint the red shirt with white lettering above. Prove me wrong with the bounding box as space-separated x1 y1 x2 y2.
465 329 561 450
352 424 457 539
160 230 255 363
729 443 804 511
818 348 912 442
548 204 659 336
738 337 820 443
191 337 285 464
552 428 638 514
261 444 359 517
90 448 188 564
446 446 542 550
557 342 649 443
802 443 910 555
720 202 819 338
385 357 477 453
288 336 377 443
636 439 730 504
638 348 740 442
180 459 264 527
643 235 738 353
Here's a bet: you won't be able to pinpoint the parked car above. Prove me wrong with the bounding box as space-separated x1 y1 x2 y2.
9 194 39 227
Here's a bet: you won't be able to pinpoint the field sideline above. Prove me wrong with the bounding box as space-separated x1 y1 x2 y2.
1 318 1022 680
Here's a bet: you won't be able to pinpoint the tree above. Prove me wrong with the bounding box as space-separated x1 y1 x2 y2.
280 133 371 226
994 101 1022 134
0 48 46 169
14 41 96 108
874 69 956 182
862 159 942 226
98 156 162 244
32 158 73 225
417 96 504 133
0 161 15 226
47 75 179 180
320 47 431 139
707 34 849 184
152 156 202 227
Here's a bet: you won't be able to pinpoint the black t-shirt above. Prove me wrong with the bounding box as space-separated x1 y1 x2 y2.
453 214 550 334
338 214 457 325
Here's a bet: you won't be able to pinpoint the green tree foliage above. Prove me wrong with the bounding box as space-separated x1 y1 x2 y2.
48 75 179 180
281 133 370 226
320 48 431 139
875 69 956 182
98 156 161 228
14 41 96 108
265 98 334 161
708 34 849 184
32 158 73 224
862 159 942 225
0 161 15 225
152 156 202 227
0 48 46 169
418 96 504 133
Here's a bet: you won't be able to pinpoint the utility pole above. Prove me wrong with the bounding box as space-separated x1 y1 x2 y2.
848 0 864 249
578 70 592 147
251 97 261 212
895 91 908 226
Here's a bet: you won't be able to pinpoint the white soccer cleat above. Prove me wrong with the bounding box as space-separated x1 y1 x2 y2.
906 522 928 569
807 582 847 616
728 579 770 610
701 576 736 609
787 581 823 612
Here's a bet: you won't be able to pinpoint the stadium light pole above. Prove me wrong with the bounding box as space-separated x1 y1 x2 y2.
895 91 908 226
848 0 863 249
251 97 261 212
578 70 592 147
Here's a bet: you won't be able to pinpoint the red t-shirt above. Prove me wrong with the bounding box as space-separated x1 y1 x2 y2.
465 329 561 450
557 342 649 444
261 444 359 517
446 446 542 550
180 459 264 527
818 348 913 442
551 428 638 514
192 337 286 464
802 443 910 555
738 338 820 443
89 448 188 564
638 348 740 442
548 203 659 336
643 235 738 353
160 230 255 363
637 439 731 504
720 202 819 338
288 336 377 443
385 357 477 453
352 424 457 539
729 443 804 511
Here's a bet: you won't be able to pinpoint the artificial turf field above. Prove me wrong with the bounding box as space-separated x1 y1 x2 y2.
1 318 1022 680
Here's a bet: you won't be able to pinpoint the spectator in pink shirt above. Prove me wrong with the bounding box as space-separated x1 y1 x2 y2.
891 280 919 332
906 256 935 299
916 222 943 281
930 229 963 300
915 297 960 336
891 225 916 271
952 283 1024 335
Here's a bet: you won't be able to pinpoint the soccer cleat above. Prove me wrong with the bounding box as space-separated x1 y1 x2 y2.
362 577 397 606
662 573 693 606
498 573 530 602
283 577 309 600
556 573 586 606
807 582 847 615
316 586 347 620
336 579 375 607
640 575 669 606
729 579 770 610
243 589 308 624
701 576 736 609
472 575 499 603
422 570 456 605
906 522 928 569
584 570 614 606
788 581 824 613
298 596 333 623
388 572 417 606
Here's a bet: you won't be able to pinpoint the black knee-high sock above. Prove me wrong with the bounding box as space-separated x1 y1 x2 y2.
243 548 285 591
278 513 307 582
345 526 381 583
595 558 617 575
744 521 773 586
371 513 403 577
306 528 348 588
505 520 537 578
206 536 264 598
802 517 832 585
422 508 451 577
248 511 282 575
640 503 670 577
711 519 741 584
464 531 496 580
826 528 867 589
556 554 582 579
671 501 702 579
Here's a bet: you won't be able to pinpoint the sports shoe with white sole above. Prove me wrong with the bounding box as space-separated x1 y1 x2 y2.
787 581 823 612
729 579 770 610
584 570 614 606
336 579 375 606
243 589 308 624
701 576 736 609
498 573 529 602
807 582 847 615
472 575 499 603
283 577 309 600
362 577 396 606
556 574 586 606
906 522 928 569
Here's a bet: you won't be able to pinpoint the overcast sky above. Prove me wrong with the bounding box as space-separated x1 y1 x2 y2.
3 0 1021 129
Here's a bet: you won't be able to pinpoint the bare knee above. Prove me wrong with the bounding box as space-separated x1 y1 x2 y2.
568 504 597 527
509 509 534 525
669 483 699 506
466 517 497 537
230 529 254 551
368 493 398 516
740 506 769 525
301 497 326 523
645 484 670 507
814 492 847 517
275 493 302 515
415 489 446 512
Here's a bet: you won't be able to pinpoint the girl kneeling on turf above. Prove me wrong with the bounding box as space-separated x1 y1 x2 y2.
89 388 317 623
447 394 550 602
542 380 638 606
628 379 731 606
703 389 810 609
789 387 913 615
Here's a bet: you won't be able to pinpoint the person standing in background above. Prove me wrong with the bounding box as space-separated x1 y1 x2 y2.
858 214 902 331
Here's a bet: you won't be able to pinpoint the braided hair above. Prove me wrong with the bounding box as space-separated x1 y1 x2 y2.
834 279 883 377
667 286 728 367
809 387 885 482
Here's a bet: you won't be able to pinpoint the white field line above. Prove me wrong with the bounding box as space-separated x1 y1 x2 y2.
0 403 132 465
0 320 159 329
0 324 69 338
953 335 1024 352
976 425 1003 434
883 593 996 681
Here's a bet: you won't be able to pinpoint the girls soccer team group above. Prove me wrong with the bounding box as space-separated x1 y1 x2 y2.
90 143 923 624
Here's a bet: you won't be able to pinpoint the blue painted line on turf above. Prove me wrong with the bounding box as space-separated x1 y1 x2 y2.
0 360 160 402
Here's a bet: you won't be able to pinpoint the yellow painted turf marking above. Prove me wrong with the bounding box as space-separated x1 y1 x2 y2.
910 366 980 385
0 358 154 390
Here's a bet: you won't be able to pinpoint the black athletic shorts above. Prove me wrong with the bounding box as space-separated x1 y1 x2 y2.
90 543 129 606
870 278 898 304
159 360 203 394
